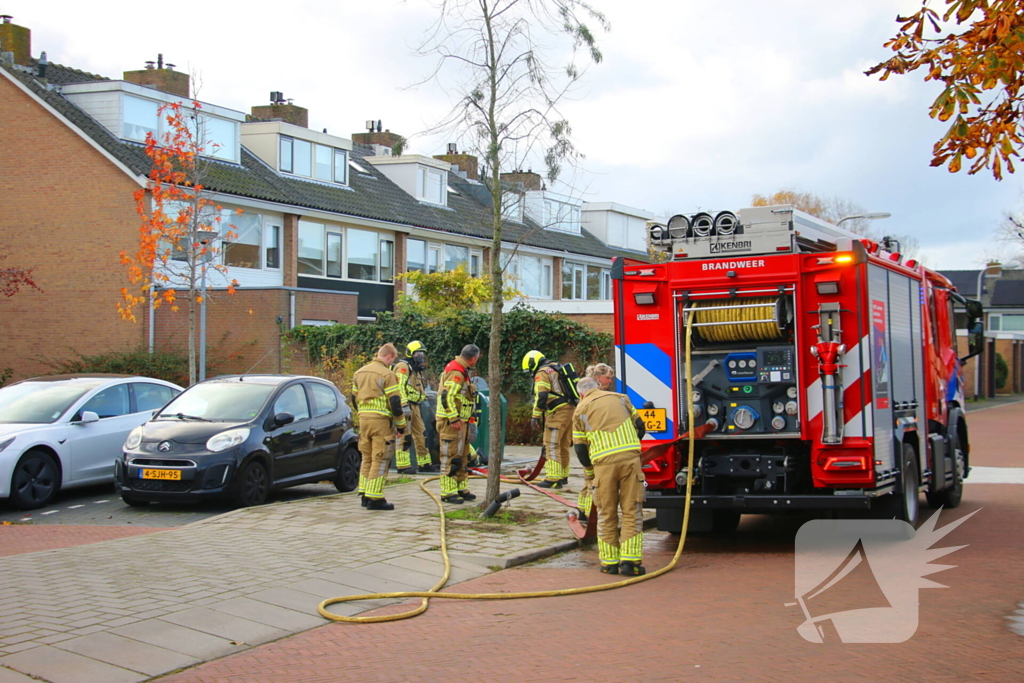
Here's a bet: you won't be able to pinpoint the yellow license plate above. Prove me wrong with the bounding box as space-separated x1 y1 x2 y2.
141 469 181 481
641 408 666 432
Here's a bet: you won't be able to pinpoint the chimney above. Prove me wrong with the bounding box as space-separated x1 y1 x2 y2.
251 91 308 128
123 54 190 98
352 120 404 152
500 170 543 191
434 142 478 180
0 15 31 66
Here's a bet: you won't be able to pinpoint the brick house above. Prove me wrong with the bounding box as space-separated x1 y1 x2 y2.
0 18 645 381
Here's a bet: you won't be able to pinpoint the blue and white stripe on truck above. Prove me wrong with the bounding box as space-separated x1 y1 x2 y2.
615 343 675 440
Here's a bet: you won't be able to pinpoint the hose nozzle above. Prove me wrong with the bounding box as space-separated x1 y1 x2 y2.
481 488 521 518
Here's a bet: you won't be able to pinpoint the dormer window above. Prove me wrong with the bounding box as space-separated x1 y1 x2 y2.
120 94 238 162
280 136 348 184
543 198 581 234
418 166 446 205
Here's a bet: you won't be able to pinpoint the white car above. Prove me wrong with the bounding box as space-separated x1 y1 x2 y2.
0 374 183 510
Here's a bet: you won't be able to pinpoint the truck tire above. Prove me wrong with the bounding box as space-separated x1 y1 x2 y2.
876 442 919 526
926 431 964 509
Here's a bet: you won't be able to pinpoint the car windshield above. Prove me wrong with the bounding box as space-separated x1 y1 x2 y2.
157 382 276 422
0 380 105 424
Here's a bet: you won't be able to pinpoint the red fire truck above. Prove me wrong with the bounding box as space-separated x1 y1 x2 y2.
612 205 984 533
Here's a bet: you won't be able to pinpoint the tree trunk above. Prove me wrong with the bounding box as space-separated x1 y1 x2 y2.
484 176 504 506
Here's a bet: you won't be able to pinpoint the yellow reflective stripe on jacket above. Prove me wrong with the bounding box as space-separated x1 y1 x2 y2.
357 396 391 416
586 419 641 462
394 362 426 404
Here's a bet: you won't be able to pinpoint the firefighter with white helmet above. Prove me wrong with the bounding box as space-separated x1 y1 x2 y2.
393 341 434 473
523 349 573 489
573 376 648 575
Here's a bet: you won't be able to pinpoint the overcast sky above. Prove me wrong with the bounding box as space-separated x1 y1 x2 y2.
10 0 1021 270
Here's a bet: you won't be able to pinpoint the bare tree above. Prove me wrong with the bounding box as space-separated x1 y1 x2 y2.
416 0 608 505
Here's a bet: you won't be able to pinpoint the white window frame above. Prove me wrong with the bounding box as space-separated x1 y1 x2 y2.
280 136 348 185
417 166 447 206
265 223 282 270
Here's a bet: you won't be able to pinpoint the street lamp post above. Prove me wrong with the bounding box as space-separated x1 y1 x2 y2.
196 230 219 383
836 212 892 227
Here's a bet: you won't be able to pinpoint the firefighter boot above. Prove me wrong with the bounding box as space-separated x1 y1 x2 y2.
366 497 395 511
600 563 619 575
537 479 563 489
441 494 464 504
459 489 477 501
618 561 646 577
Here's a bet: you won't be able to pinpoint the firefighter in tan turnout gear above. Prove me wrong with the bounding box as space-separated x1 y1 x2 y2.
576 363 617 520
436 344 480 504
393 341 434 473
352 343 409 511
523 350 573 489
573 376 648 576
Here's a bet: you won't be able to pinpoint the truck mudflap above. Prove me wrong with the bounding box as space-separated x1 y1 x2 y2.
644 491 874 510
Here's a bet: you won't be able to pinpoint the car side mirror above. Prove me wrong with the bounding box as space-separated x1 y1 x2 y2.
273 412 295 428
76 411 100 424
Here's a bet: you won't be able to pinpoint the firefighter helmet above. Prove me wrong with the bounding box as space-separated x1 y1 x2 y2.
406 340 426 356
522 350 546 373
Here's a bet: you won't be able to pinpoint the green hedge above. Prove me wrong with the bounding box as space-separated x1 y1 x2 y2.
995 352 1009 390
289 304 613 395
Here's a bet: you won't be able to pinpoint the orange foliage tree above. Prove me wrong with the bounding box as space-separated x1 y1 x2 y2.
118 101 238 385
867 0 1024 179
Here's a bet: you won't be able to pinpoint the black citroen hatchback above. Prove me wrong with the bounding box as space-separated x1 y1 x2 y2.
115 375 360 507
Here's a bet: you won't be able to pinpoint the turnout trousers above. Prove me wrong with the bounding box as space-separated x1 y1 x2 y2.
395 404 429 469
358 414 396 500
543 405 573 482
592 449 645 566
437 419 469 496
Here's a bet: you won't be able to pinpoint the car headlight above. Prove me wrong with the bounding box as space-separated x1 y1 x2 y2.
0 437 15 453
206 428 250 453
124 427 143 451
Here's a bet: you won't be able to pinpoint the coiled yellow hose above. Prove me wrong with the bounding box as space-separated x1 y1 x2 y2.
317 311 700 624
694 296 784 343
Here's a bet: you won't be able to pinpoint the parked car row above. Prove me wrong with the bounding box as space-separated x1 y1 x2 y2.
0 373 360 510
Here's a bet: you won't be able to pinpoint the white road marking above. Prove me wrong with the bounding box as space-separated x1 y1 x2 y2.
969 466 1024 484
40 510 58 515
94 500 110 504
67 505 84 509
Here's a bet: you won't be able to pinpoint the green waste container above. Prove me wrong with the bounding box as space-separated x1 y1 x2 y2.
471 377 506 465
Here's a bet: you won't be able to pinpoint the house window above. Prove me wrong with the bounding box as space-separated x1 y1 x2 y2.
326 232 343 278
222 211 263 270
503 192 523 223
470 253 481 278
504 252 552 298
123 95 158 141
201 115 237 161
428 245 441 273
380 240 394 283
543 262 553 297
445 244 470 272
280 137 293 173
265 225 281 269
315 144 333 181
334 150 348 184
601 268 612 299
407 239 427 273
293 139 312 176
347 228 378 281
297 221 325 276
1001 314 1024 331
562 261 610 299
418 167 446 205
587 265 602 300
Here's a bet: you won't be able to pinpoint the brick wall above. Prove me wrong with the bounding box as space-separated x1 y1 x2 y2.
152 288 358 377
565 313 614 335
0 74 146 381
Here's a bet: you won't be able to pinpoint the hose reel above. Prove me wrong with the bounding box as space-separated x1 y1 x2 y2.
688 296 792 343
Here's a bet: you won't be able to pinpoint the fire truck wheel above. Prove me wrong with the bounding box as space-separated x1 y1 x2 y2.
925 432 964 509
877 442 919 526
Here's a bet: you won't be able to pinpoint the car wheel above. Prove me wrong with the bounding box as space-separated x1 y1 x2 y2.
10 450 60 510
335 446 361 493
121 494 149 507
235 460 270 507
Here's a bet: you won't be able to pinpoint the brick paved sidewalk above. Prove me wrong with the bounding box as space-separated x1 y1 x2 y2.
156 487 1024 683
0 525 164 558
0 447 591 683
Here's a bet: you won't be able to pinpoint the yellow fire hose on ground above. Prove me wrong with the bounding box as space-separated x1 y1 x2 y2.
317 311 700 624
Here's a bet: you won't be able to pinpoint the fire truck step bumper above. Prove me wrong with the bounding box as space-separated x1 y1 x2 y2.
644 493 872 510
